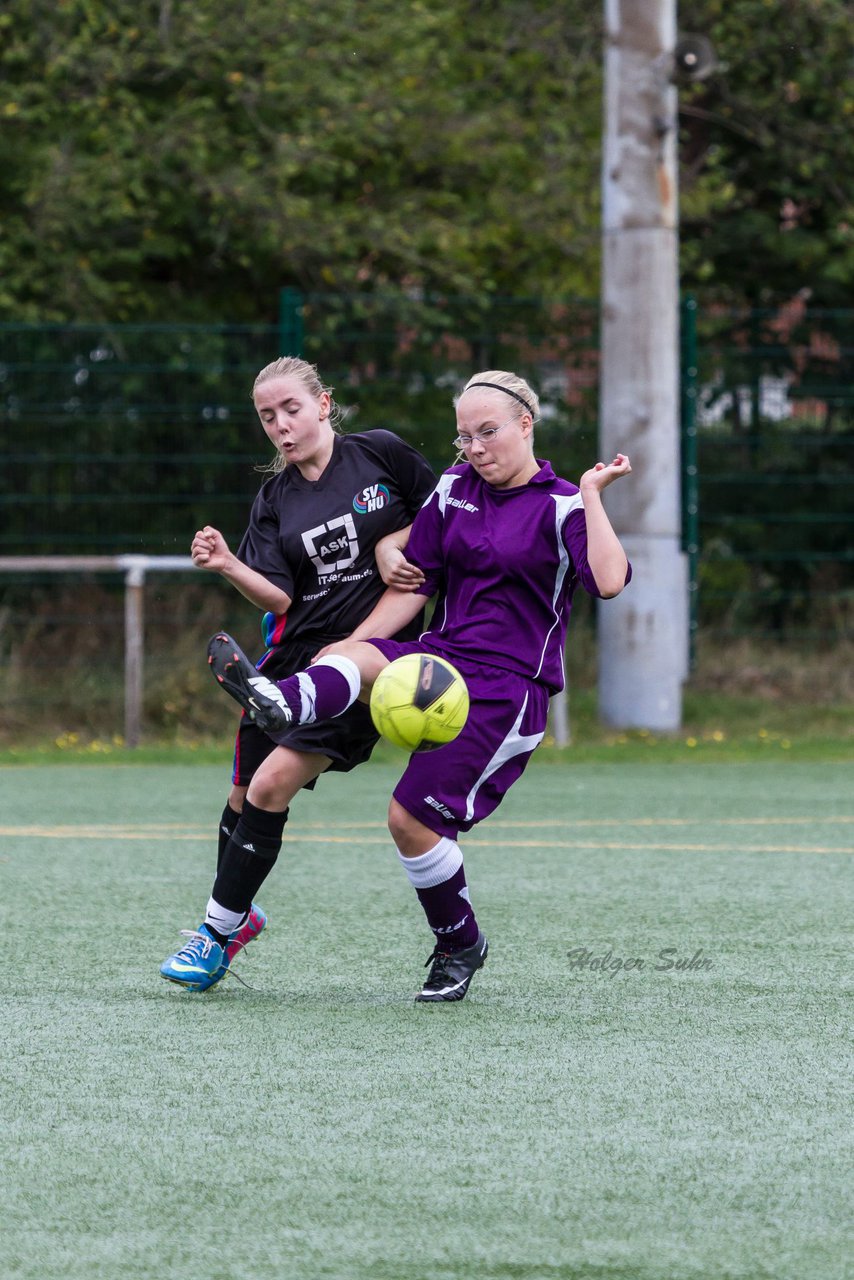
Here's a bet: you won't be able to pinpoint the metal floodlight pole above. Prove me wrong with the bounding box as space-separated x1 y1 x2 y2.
597 0 689 731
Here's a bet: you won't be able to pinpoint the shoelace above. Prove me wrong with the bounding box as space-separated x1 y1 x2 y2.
224 923 264 989
175 929 217 962
225 968 255 990
171 930 260 991
423 948 452 982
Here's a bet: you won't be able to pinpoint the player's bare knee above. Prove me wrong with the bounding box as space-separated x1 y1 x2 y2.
228 784 247 812
317 640 388 699
246 759 292 812
388 798 435 854
387 798 410 847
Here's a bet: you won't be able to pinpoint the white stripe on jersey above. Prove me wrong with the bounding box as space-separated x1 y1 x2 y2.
464 693 545 823
433 472 459 515
417 473 458 639
532 492 585 681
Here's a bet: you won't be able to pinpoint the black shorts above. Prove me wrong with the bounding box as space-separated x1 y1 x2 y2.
230 639 379 788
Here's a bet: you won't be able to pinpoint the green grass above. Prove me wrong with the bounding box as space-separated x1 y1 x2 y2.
0 687 852 767
2 759 851 1279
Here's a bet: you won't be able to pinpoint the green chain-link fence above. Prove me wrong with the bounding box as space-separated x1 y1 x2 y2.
1 293 852 642
681 298 853 646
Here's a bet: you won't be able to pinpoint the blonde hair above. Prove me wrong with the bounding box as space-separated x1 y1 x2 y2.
456 370 540 422
252 356 342 473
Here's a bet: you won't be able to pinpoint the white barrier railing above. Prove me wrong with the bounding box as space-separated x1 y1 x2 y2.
0 555 195 747
0 554 570 749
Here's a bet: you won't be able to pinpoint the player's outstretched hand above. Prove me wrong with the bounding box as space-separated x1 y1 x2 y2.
376 541 426 592
579 453 632 493
191 525 233 572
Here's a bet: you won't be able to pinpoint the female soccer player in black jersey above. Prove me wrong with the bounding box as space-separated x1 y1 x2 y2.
160 356 436 990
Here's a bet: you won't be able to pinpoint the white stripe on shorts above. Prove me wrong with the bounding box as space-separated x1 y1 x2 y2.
464 692 545 823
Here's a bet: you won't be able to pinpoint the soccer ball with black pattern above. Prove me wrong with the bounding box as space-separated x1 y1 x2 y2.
369 654 469 753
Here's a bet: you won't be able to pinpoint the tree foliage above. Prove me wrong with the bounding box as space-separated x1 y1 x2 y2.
0 0 852 321
0 0 602 320
678 0 854 304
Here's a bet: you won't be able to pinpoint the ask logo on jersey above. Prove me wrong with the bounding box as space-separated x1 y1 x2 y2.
302 513 359 578
353 483 390 514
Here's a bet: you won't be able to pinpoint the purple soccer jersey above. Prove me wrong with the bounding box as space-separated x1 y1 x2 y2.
406 459 615 695
367 459 631 839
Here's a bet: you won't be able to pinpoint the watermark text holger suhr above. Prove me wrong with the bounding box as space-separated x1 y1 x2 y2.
567 946 713 977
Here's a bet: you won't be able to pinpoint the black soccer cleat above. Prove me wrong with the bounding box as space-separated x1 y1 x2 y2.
207 632 293 734
415 931 489 1002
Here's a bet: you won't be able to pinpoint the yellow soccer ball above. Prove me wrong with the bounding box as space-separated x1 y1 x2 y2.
369 653 470 753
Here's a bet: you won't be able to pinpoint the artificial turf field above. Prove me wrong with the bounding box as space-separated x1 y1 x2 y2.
2 759 851 1280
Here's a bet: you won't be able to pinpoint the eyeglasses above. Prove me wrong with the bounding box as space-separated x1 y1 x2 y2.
453 415 518 451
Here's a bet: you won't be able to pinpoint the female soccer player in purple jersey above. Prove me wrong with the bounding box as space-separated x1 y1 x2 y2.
199 370 632 1002
160 356 436 991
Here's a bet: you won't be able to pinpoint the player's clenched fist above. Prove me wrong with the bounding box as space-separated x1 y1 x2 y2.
191 525 232 571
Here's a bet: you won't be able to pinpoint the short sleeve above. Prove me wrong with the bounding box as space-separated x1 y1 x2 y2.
372 430 437 515
562 504 632 597
236 484 295 597
402 480 448 598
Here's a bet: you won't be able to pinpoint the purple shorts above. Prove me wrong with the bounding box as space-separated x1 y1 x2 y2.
367 638 550 839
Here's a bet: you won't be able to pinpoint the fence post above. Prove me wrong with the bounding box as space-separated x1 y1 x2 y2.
680 294 700 669
123 560 146 747
279 287 304 356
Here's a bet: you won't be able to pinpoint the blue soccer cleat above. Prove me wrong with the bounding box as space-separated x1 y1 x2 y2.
160 924 229 992
224 903 267 965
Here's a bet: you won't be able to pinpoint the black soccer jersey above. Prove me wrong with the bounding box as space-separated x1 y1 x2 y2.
237 429 436 649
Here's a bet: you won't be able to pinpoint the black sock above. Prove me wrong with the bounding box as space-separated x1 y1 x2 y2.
204 922 234 947
211 800 289 915
217 802 243 871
